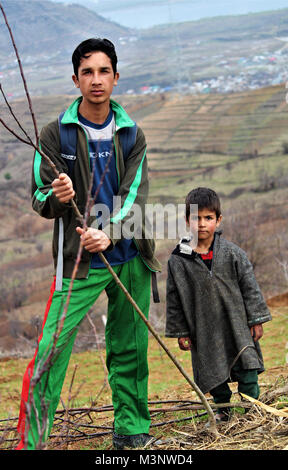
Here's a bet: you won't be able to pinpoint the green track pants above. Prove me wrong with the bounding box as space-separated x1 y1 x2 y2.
16 255 151 450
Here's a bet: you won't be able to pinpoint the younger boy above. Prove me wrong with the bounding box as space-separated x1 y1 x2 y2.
165 187 272 421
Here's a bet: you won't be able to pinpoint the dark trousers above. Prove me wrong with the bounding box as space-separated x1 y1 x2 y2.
210 363 260 408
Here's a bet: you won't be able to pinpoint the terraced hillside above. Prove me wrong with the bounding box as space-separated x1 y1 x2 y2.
0 84 288 355
135 84 288 327
139 84 288 202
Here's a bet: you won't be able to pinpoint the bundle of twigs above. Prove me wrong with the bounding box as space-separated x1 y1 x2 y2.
0 398 246 449
1 373 288 450
1 388 287 450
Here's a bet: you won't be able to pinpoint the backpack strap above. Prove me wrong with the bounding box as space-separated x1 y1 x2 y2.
55 217 64 291
55 113 77 291
151 271 160 303
118 123 137 161
58 112 77 178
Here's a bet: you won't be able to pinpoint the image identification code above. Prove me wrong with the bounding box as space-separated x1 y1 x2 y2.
139 454 193 465
95 453 193 467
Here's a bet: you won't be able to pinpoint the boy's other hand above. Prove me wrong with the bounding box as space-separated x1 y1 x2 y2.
250 324 263 342
52 173 75 203
76 226 111 253
178 337 192 351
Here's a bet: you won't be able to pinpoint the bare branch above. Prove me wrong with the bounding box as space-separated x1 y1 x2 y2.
275 257 288 283
0 83 35 145
0 2 39 146
87 313 109 386
0 116 31 145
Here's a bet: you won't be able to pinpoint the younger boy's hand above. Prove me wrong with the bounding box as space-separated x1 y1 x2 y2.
178 337 192 351
250 324 263 342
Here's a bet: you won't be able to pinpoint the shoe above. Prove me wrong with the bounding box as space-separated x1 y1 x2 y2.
215 407 231 422
113 432 162 450
206 408 231 428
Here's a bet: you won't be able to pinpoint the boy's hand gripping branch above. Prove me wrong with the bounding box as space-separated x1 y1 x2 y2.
76 226 111 253
52 173 75 203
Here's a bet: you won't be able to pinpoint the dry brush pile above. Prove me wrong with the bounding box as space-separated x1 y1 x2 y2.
1 369 287 451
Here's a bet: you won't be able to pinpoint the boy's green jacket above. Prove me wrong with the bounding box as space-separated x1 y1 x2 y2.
165 231 272 394
31 97 161 281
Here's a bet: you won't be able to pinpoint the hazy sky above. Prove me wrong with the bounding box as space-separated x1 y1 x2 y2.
89 0 288 29
50 0 288 29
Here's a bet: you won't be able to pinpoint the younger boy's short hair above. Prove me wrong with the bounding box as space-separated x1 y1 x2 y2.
72 38 118 77
185 187 221 221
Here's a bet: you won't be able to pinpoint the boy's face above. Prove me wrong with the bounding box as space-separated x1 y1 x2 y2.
188 208 222 245
72 51 119 107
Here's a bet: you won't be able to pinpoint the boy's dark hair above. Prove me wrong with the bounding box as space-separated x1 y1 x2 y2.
185 187 221 221
72 38 118 77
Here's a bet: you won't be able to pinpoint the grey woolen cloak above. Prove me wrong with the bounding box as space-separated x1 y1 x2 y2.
165 232 272 394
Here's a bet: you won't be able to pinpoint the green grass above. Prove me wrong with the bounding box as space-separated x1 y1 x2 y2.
1 303 286 421
148 150 288 202
260 306 288 368
0 304 286 450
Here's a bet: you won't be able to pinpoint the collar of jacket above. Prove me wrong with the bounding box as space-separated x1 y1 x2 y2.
60 96 135 130
173 230 222 260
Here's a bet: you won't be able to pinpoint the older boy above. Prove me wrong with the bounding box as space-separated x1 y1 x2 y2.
165 187 271 421
16 38 161 450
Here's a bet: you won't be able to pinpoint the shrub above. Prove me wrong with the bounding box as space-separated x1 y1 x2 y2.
282 141 288 154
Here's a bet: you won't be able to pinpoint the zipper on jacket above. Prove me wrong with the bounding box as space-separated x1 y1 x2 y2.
209 254 214 277
194 255 212 276
198 233 219 277
194 246 215 277
209 234 219 277
80 124 92 278
80 125 123 276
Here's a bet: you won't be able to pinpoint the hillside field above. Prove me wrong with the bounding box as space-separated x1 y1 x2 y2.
1 84 288 355
0 83 288 450
0 297 287 450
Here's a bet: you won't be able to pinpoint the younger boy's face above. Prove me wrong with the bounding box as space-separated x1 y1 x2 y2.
188 208 222 244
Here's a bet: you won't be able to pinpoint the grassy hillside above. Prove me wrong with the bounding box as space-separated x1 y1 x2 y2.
0 300 287 449
0 85 288 357
143 85 288 201
1 82 288 447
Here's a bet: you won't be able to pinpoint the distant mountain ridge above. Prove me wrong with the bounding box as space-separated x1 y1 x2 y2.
2 1 288 96
0 0 129 56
